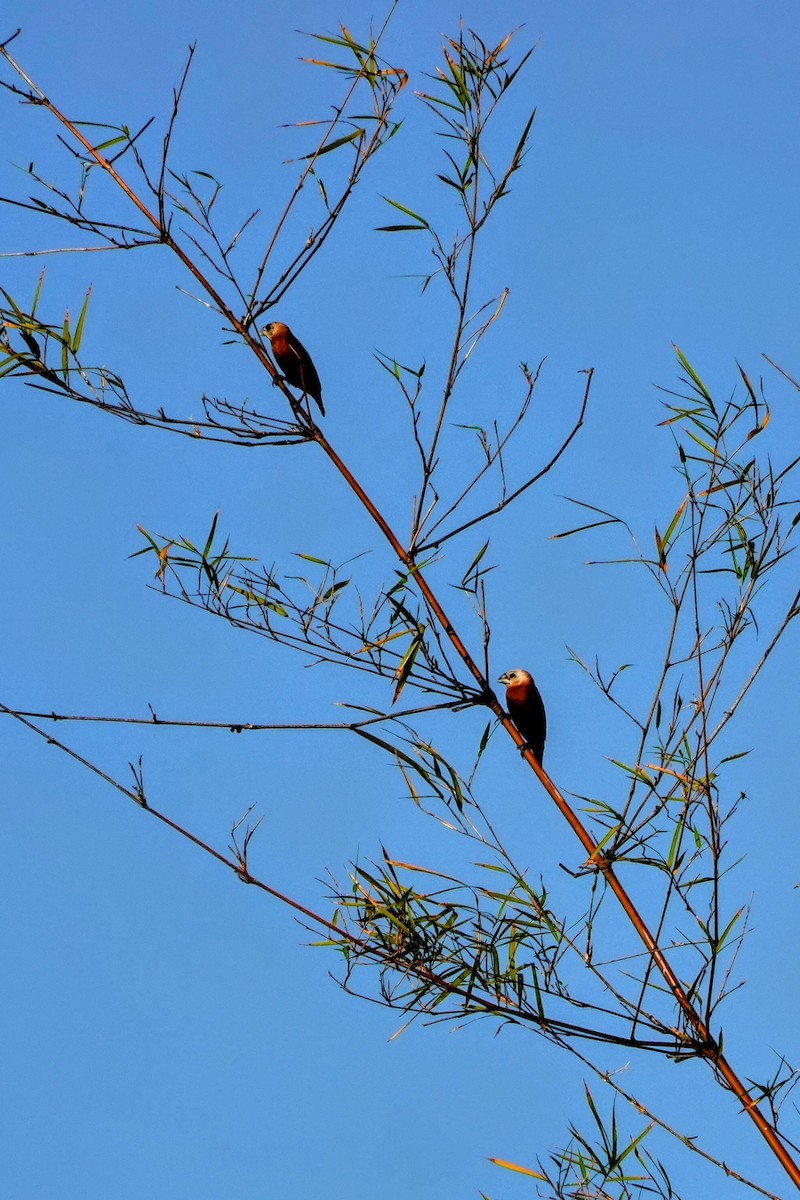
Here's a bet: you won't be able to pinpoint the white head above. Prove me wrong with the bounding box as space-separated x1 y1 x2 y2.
261 322 289 341
498 668 533 688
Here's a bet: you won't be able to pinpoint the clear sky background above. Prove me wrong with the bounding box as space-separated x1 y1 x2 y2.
2 2 799 1198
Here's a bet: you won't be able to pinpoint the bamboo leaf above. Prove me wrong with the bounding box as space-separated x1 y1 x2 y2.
684 427 715 454
746 407 770 440
461 540 489 585
30 270 46 316
661 496 687 547
304 129 364 160
673 343 712 401
551 517 619 539
60 311 70 377
616 1122 655 1163
296 553 328 565
666 817 684 871
737 361 757 404
93 134 128 153
380 195 430 228
488 1157 545 1181
72 286 92 353
202 511 220 559
321 579 350 601
609 759 655 788
654 525 665 570
509 107 536 168
715 906 744 951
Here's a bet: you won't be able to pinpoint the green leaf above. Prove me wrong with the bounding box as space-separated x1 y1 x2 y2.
673 343 712 401
295 553 329 566
666 818 684 871
436 173 465 193
93 134 128 153
461 540 489 585
72 286 92 353
660 496 687 547
312 129 365 158
392 627 425 703
321 579 350 601
202 511 220 558
609 759 655 788
30 270 46 317
684 427 715 455
510 108 536 168
551 517 618 539
60 312 70 377
380 195 430 229
715 906 744 951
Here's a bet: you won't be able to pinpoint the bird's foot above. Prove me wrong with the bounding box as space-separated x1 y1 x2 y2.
519 742 543 766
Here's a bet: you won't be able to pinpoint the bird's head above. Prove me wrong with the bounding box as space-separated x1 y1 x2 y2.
498 668 533 689
261 321 289 342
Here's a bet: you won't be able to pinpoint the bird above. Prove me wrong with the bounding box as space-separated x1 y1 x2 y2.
498 668 547 764
261 321 324 416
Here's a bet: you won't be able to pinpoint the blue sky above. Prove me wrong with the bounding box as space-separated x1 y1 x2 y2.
2 2 800 1197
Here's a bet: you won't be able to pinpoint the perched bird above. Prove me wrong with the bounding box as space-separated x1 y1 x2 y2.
498 668 547 764
261 321 324 416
